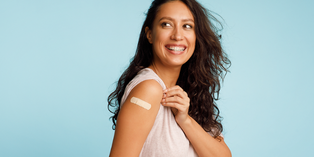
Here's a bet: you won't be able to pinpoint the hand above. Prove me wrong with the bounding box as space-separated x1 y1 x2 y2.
162 85 190 125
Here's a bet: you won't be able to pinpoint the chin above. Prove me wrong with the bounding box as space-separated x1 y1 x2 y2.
164 59 189 67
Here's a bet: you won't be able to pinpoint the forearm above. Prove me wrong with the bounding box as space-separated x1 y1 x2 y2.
179 116 231 157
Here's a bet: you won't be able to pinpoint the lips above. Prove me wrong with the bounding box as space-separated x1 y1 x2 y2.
165 44 186 54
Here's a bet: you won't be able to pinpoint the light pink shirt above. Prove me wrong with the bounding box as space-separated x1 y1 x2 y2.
121 68 221 157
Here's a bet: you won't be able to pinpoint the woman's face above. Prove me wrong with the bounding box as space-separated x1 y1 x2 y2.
146 1 196 68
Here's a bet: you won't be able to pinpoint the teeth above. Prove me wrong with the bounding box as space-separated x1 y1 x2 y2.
167 46 185 51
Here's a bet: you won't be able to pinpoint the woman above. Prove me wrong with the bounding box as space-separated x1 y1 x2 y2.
108 0 231 156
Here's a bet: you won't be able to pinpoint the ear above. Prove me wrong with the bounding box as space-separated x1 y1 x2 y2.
145 27 153 44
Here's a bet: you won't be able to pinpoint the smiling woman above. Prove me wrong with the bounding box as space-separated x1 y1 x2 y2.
145 1 196 68
108 0 231 157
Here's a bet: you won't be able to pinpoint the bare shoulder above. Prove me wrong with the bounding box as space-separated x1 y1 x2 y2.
130 79 163 98
117 79 164 127
110 79 163 156
123 79 163 113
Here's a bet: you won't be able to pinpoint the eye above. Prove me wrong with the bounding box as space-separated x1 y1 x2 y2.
161 22 171 28
184 24 193 29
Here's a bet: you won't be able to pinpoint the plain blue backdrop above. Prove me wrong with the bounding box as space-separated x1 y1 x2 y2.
1 0 313 156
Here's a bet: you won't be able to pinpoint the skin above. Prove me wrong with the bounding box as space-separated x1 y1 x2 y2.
110 1 231 157
110 80 163 156
145 1 196 70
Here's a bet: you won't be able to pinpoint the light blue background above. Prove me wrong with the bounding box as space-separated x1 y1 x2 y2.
1 0 313 156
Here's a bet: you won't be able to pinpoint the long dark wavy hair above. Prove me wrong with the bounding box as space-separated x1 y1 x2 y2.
108 0 230 138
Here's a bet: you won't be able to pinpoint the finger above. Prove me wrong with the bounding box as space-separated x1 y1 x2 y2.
164 88 186 99
162 96 190 112
161 102 180 109
164 85 183 93
162 101 188 113
183 91 188 96
163 96 185 105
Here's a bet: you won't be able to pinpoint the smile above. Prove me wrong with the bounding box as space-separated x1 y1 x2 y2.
166 46 186 52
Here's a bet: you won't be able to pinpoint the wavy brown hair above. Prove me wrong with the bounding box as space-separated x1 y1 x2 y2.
108 0 230 138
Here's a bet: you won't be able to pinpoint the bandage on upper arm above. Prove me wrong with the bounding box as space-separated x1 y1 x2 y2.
130 97 151 110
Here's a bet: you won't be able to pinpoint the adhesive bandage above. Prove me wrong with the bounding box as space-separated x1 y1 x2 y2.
130 97 151 110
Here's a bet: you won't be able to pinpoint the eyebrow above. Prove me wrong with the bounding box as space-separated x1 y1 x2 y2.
159 17 194 23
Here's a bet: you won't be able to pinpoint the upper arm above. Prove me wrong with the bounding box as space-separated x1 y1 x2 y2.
109 80 163 157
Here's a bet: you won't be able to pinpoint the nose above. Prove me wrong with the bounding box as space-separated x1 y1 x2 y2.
170 27 183 41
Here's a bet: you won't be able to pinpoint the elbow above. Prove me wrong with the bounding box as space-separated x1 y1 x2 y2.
225 147 232 157
222 140 232 157
218 151 231 157
210 147 232 157
219 145 232 157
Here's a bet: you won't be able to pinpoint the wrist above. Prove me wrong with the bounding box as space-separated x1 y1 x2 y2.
177 115 193 130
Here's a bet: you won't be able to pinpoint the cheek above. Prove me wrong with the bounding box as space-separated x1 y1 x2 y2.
152 33 164 54
188 33 196 44
152 34 162 49
152 27 171 42
152 33 169 53
187 34 196 54
155 33 168 44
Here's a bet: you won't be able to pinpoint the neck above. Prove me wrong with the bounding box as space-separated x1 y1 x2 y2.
148 63 181 88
